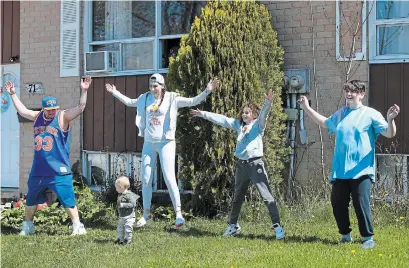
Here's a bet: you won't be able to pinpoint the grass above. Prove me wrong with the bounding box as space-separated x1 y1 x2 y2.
1 203 408 268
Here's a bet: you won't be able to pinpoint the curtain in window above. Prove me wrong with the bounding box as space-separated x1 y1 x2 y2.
161 1 206 35
105 1 132 40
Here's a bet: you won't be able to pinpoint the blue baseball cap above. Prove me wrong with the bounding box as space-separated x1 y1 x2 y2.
42 96 60 110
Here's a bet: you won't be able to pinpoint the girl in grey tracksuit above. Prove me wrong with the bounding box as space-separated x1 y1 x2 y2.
190 91 285 239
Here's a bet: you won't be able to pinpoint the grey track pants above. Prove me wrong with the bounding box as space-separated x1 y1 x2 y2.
228 158 280 225
117 216 136 242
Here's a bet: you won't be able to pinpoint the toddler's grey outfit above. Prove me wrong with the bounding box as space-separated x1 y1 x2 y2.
201 99 280 225
117 191 139 243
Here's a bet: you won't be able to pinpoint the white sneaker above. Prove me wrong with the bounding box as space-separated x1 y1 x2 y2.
71 223 86 236
19 221 35 236
175 217 185 229
273 223 285 240
362 239 375 249
135 214 153 228
223 223 242 237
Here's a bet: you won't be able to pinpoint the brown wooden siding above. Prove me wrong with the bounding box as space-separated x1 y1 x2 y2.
1 1 19 64
83 75 150 152
369 63 409 154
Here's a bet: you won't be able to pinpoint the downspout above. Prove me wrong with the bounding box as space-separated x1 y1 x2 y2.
286 94 291 142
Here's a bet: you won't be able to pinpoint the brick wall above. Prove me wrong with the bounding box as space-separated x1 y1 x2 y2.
14 1 369 194
266 1 369 184
18 1 83 194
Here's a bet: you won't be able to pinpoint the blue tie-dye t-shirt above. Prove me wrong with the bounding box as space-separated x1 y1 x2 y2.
324 106 388 182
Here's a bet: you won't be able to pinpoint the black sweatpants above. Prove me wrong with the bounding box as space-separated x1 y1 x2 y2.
331 175 373 237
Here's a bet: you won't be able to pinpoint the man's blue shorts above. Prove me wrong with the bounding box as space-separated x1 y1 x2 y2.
26 174 76 208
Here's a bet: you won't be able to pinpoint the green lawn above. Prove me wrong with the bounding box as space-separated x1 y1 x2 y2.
2 204 408 268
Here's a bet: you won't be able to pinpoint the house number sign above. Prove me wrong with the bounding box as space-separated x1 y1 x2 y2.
24 83 44 94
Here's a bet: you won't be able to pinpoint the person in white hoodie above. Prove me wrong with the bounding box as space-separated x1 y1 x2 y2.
106 74 218 229
190 90 285 239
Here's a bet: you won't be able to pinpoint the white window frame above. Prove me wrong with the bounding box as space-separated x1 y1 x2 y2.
83 1 192 77
369 0 409 64
336 0 367 61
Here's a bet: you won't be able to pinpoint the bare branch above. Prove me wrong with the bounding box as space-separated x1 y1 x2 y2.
309 0 326 184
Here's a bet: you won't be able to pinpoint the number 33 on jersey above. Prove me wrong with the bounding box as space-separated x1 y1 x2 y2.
34 136 53 151
30 110 71 176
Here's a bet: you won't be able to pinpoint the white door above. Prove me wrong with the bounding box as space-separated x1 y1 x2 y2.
0 64 20 188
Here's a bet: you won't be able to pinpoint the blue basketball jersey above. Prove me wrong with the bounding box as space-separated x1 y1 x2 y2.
30 110 71 176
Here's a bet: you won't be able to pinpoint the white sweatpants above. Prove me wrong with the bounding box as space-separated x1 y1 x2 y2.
142 140 181 213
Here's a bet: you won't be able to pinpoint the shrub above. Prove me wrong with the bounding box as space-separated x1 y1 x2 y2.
167 0 287 216
0 186 115 234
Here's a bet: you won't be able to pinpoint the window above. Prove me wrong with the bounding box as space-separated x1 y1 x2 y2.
83 151 142 191
84 1 207 76
110 153 128 178
82 151 186 192
154 155 183 192
369 0 409 63
336 0 367 61
85 152 108 189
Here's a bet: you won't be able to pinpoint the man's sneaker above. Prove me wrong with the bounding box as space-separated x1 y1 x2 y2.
175 217 185 229
362 239 375 249
223 223 242 237
71 223 86 236
19 221 35 236
273 223 285 240
123 239 132 245
135 214 153 228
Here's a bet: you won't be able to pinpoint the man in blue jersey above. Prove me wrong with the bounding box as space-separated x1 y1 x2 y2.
4 76 92 235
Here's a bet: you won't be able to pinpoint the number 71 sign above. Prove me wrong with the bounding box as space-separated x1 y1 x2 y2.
24 83 44 94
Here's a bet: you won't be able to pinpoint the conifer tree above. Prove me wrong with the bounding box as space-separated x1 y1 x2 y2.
167 0 287 216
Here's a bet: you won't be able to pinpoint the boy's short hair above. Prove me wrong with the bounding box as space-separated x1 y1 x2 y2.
116 176 130 189
343 80 366 93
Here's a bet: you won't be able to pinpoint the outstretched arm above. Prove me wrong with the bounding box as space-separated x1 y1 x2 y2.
4 81 39 121
381 104 400 138
63 76 92 123
257 90 274 131
176 79 219 108
297 96 328 128
190 108 240 132
106 83 138 107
